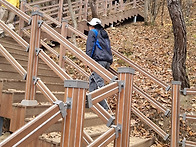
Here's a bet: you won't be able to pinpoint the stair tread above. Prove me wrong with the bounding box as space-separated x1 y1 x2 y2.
0 78 63 85
2 89 64 95
0 69 62 78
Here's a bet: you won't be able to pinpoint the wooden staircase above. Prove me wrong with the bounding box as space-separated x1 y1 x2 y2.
0 37 110 146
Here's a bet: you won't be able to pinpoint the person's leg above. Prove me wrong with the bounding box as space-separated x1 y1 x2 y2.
92 72 109 111
6 11 15 30
89 72 98 92
0 7 8 36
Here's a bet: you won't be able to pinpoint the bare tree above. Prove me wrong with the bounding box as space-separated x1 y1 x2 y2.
144 0 162 25
67 0 77 45
167 0 190 89
149 0 162 24
89 0 99 18
144 0 149 25
160 0 166 25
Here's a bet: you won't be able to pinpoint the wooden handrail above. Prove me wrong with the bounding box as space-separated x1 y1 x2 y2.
0 0 30 22
24 3 61 26
0 20 29 49
0 105 62 147
132 106 169 140
0 44 27 78
87 128 116 146
37 49 72 80
40 22 114 83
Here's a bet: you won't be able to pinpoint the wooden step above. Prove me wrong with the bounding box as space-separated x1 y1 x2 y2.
0 69 63 83
38 124 110 146
0 79 64 92
1 90 65 103
24 111 104 133
0 56 49 69
0 62 58 77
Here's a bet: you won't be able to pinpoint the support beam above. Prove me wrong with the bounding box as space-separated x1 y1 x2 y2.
37 49 72 80
87 128 116 146
58 0 64 21
171 81 181 147
87 82 119 107
61 80 88 147
18 0 26 37
22 6 42 106
132 107 169 140
0 105 63 147
59 20 68 68
115 67 135 147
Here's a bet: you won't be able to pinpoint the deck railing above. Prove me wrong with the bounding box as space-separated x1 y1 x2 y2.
0 0 134 146
1 0 195 146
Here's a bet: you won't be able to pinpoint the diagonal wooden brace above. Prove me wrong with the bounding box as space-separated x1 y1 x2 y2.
0 105 63 147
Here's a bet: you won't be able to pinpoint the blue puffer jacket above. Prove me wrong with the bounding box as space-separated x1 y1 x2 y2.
86 29 113 64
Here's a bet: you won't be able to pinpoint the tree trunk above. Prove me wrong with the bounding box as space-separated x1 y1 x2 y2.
161 0 165 25
167 0 190 89
89 0 99 18
67 0 77 45
144 0 149 25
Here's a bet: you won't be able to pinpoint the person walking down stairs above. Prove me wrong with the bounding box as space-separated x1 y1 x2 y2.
86 18 113 111
0 0 19 38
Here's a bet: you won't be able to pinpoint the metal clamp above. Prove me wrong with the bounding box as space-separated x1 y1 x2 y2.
54 100 67 118
33 76 40 85
66 97 73 109
35 48 42 56
106 116 115 127
38 20 43 28
111 124 122 139
23 73 27 80
183 113 186 121
31 11 43 17
86 94 93 108
183 88 187 95
165 109 170 117
26 45 30 52
28 18 32 25
110 76 118 83
118 80 125 93
182 138 186 147
166 85 171 91
163 134 169 141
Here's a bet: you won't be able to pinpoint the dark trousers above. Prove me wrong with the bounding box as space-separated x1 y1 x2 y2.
89 61 110 111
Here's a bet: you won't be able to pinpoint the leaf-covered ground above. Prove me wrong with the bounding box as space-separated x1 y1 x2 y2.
103 2 196 147
36 2 196 146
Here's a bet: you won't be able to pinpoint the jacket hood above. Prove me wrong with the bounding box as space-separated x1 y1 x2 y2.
100 29 109 38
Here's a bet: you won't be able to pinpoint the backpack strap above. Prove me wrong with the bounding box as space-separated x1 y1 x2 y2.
90 29 102 57
90 29 98 57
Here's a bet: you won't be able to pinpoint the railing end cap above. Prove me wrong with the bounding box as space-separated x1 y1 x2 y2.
64 80 88 89
172 81 181 85
117 67 135 74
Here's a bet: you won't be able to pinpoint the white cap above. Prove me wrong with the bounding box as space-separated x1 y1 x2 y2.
87 18 101 26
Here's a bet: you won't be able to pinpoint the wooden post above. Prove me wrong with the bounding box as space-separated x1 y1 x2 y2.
133 0 136 8
19 0 26 37
61 80 88 147
119 0 124 11
59 19 68 68
114 67 135 147
21 5 42 106
78 0 83 21
171 81 181 147
104 0 107 16
84 0 88 20
58 0 64 22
